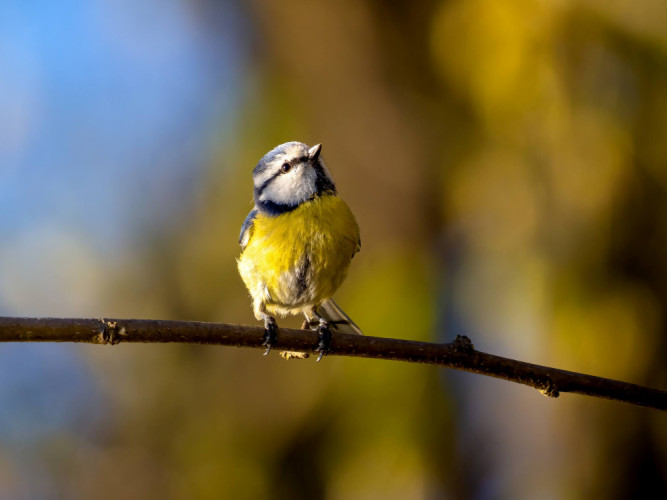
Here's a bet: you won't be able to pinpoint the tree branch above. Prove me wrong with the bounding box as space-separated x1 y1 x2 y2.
1 316 664 410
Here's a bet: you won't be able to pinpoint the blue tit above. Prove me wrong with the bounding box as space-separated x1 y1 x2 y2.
237 141 362 361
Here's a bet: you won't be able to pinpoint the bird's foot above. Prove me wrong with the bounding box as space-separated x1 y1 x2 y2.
314 321 332 362
262 317 278 355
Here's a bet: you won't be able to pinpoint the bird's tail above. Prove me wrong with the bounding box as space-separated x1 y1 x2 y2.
319 299 363 336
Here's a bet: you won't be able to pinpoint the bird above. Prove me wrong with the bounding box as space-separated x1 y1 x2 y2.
237 141 362 361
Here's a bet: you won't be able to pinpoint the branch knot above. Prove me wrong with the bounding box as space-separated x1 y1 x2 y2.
453 334 475 353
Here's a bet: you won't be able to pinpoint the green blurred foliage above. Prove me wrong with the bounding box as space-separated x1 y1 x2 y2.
5 0 667 498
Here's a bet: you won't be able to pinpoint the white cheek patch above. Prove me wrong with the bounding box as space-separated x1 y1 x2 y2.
259 166 317 206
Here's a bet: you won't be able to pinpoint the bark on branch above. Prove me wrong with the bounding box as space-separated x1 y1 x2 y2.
1 316 665 410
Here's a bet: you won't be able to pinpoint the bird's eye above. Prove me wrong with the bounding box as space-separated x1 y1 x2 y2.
281 163 291 173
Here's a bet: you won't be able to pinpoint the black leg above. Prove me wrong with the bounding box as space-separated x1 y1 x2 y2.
315 321 332 362
262 316 278 355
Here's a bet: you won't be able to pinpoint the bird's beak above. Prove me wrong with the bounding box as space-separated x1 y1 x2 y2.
308 144 322 161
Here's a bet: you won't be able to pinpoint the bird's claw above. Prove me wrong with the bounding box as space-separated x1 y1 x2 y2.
314 322 332 362
262 317 278 355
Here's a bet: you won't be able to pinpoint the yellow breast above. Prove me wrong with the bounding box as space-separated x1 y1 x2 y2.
238 195 359 313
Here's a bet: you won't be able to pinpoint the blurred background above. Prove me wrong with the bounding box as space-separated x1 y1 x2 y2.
1 0 666 498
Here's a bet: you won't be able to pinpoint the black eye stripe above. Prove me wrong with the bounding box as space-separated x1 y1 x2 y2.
255 169 283 196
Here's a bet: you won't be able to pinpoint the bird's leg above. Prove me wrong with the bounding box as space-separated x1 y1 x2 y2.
309 307 332 362
315 320 332 363
262 316 278 355
301 311 319 330
255 302 277 355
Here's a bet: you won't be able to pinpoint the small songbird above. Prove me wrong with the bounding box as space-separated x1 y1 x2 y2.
237 141 362 361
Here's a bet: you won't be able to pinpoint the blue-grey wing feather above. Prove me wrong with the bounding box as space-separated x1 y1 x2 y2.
239 208 258 250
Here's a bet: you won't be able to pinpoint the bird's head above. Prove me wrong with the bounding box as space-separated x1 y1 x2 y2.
252 141 336 215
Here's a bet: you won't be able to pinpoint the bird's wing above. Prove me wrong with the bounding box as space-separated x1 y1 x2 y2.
239 208 258 250
319 299 363 336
